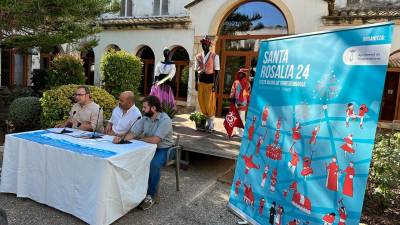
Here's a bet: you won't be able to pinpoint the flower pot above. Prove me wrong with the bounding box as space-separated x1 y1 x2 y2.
195 119 206 131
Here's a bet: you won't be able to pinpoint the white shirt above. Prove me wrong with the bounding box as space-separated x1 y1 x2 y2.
109 105 142 135
154 62 176 80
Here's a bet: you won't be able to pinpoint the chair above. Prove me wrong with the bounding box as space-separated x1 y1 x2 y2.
165 133 182 191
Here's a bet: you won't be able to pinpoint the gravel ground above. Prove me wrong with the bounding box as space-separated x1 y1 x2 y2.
0 154 239 225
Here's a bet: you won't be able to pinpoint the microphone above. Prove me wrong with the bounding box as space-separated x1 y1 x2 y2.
119 116 142 144
90 107 102 139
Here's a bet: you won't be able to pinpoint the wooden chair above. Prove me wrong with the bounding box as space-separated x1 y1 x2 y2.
165 133 182 191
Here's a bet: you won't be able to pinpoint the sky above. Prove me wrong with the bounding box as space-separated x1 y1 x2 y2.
235 1 287 27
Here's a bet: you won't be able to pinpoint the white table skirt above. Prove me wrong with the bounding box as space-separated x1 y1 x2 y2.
0 130 156 225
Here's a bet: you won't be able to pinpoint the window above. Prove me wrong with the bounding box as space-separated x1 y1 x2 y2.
153 0 168 15
120 0 133 17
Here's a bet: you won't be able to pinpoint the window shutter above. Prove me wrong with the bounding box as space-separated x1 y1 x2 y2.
127 0 132 16
161 0 168 15
120 0 126 16
153 0 160 15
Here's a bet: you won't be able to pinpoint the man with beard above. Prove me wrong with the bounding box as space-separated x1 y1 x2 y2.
113 95 173 210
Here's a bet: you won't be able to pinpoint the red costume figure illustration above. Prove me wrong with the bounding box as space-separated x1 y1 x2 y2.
259 198 266 215
266 143 282 160
243 184 255 206
274 205 284 225
289 181 312 214
358 104 368 128
235 178 241 197
243 154 260 174
274 130 280 145
288 219 300 225
322 213 336 225
292 122 301 140
342 161 355 197
338 199 347 225
309 126 320 144
340 134 354 155
261 165 269 188
288 143 299 174
270 168 278 192
262 105 269 127
256 135 263 155
276 117 281 130
283 189 288 198
345 103 356 127
326 157 339 191
301 157 314 180
248 116 257 141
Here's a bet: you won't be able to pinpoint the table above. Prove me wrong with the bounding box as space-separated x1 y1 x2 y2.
0 129 157 225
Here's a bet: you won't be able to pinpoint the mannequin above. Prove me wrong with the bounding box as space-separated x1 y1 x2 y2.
150 48 176 109
194 36 220 132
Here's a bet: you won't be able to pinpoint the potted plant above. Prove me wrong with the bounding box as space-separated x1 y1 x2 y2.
189 112 207 131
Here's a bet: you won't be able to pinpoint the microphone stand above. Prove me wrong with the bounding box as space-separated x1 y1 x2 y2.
119 116 142 144
89 107 102 139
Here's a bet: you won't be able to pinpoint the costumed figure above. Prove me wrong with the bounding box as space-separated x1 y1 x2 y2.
195 36 220 132
326 157 339 191
243 154 260 174
243 184 255 206
277 117 281 130
340 134 354 155
235 178 241 197
261 165 269 188
288 143 299 174
309 126 320 144
338 199 347 225
248 116 257 141
230 68 251 137
261 105 269 127
270 168 278 192
301 157 314 180
292 122 301 140
150 47 176 110
259 198 266 215
275 205 284 225
289 181 312 214
288 219 300 225
358 104 368 128
342 161 355 197
256 135 263 155
345 103 356 127
269 202 276 225
322 213 336 225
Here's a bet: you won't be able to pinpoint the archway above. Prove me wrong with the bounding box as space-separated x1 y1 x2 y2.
81 49 95 85
381 50 400 121
105 44 121 52
215 0 288 116
170 46 190 101
136 46 155 95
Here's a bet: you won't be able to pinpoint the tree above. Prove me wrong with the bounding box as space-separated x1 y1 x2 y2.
0 0 119 51
220 9 263 35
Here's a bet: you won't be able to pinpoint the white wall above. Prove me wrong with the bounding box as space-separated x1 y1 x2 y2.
132 0 191 17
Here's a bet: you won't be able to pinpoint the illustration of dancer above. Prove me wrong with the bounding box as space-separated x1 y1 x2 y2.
345 103 357 127
288 142 299 174
261 164 269 188
262 105 269 127
358 104 368 128
325 157 339 191
292 121 301 140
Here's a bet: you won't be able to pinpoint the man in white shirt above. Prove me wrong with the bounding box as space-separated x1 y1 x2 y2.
105 91 141 136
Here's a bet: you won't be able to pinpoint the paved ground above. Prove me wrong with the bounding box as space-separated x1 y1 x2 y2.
0 153 240 225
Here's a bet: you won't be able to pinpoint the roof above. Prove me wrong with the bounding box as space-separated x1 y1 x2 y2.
99 16 191 29
323 6 400 24
184 0 204 9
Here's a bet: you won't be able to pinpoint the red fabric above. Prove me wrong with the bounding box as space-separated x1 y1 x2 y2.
343 166 355 197
323 214 335 223
326 161 339 191
223 104 244 137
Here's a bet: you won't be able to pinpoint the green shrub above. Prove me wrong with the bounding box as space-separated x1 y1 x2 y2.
100 49 143 98
31 69 50 93
181 65 189 84
47 54 85 88
8 97 42 132
367 132 400 209
162 103 177 119
189 112 207 122
40 84 118 128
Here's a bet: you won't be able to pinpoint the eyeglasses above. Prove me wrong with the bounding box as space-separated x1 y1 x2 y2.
74 93 87 96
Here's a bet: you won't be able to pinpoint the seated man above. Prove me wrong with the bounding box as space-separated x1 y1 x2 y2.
104 91 141 136
113 95 173 210
0 208 8 225
56 85 104 132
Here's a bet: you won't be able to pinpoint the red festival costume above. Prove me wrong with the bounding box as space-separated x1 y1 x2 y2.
340 134 354 154
243 154 260 174
326 159 339 191
342 163 355 197
243 184 255 206
289 182 312 214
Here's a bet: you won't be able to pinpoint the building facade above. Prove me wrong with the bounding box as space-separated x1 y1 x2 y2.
1 0 400 120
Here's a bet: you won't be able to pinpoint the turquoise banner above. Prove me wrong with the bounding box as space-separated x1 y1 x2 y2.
228 23 394 225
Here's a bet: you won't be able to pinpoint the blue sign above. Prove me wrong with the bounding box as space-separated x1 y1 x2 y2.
228 23 394 225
